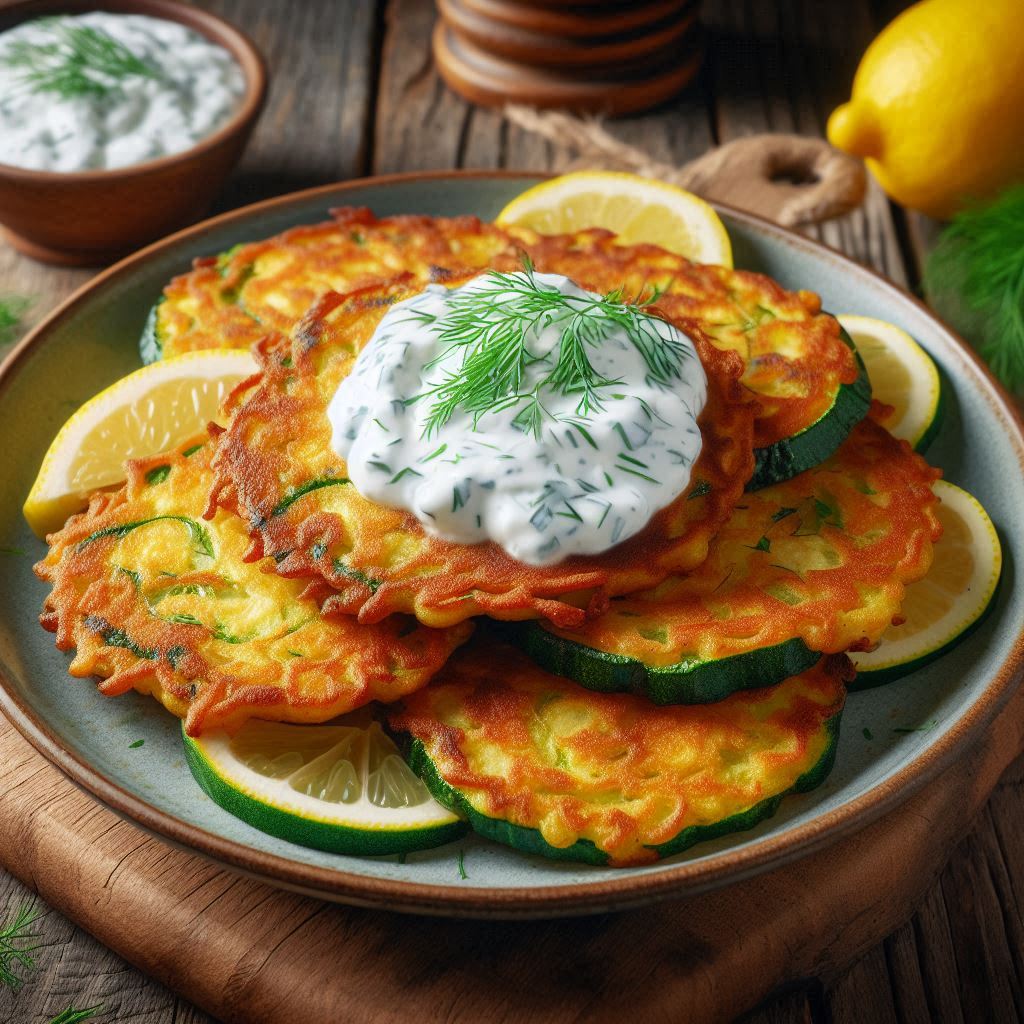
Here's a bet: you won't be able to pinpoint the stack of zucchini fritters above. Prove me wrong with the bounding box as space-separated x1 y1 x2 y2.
37 210 942 866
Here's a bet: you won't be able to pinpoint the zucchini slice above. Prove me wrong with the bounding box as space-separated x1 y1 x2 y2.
748 327 872 490
391 643 849 867
507 418 941 705
507 624 819 706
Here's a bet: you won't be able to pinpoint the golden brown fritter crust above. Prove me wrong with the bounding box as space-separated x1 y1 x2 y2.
538 416 942 666
35 442 472 735
209 279 757 629
155 207 860 450
155 209 519 358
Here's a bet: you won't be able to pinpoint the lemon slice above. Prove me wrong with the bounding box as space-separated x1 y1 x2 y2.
184 719 466 855
838 315 942 451
24 349 258 538
496 171 733 268
851 481 1001 687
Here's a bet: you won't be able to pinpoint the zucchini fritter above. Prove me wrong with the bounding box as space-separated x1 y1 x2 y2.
511 416 942 703
389 641 850 866
210 280 756 629
149 208 868 465
35 443 472 735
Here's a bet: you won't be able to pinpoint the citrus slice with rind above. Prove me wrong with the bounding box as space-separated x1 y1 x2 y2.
850 481 1001 686
838 314 942 451
183 719 466 855
24 349 257 538
496 171 733 268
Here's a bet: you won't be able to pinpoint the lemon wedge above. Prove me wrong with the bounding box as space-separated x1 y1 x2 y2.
837 315 942 451
496 171 733 268
24 349 257 539
184 719 466 855
851 481 1001 686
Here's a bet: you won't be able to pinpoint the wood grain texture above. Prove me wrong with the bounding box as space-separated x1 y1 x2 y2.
2 1 1023 1023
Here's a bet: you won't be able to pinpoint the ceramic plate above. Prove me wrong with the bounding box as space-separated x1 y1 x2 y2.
1 172 1022 918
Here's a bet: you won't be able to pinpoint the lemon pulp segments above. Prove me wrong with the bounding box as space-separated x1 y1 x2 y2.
851 481 1001 686
496 171 733 268
24 349 257 538
838 315 942 451
183 719 466 855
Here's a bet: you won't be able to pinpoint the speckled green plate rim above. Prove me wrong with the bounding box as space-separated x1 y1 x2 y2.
2 169 1023 918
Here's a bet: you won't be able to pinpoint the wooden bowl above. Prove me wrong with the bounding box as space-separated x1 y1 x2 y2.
0 0 267 266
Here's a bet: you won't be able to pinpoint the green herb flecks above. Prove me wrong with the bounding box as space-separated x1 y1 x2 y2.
78 515 214 560
637 626 668 644
128 739 145 749
457 850 468 880
415 259 689 439
893 721 938 735
332 558 381 593
84 616 156 660
862 727 874 740
145 464 171 486
272 477 348 516
48 1007 104 1024
0 903 41 992
0 546 27 556
0 295 30 346
793 494 843 537
4 19 159 99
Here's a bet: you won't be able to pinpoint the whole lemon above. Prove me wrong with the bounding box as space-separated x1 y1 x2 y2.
827 0 1024 219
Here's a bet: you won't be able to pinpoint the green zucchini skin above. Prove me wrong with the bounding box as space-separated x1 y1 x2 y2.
504 622 821 705
402 711 842 866
139 298 164 365
748 327 872 491
913 377 945 455
406 737 607 865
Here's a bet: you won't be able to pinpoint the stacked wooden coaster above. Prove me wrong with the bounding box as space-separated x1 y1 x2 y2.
433 0 702 116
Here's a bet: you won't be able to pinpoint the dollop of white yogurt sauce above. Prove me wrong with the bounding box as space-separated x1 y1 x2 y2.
0 14 246 172
328 271 708 566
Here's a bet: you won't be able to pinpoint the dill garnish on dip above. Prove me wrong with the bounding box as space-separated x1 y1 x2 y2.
0 14 245 172
328 262 707 566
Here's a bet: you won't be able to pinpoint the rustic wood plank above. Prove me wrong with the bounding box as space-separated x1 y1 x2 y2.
901 883 967 1024
706 0 907 285
881 922 934 1024
828 945 900 1024
203 0 381 209
0 242 91 361
939 826 1023 1023
0 869 217 1023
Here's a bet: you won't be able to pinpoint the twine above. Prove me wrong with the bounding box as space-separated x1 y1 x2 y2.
503 104 867 227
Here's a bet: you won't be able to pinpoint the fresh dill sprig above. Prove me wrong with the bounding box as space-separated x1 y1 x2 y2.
0 295 30 347
3 19 158 100
925 186 1024 395
48 1006 104 1024
0 903 42 992
415 258 686 439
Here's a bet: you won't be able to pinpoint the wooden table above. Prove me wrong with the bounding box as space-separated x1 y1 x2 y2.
1 1 1020 1021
